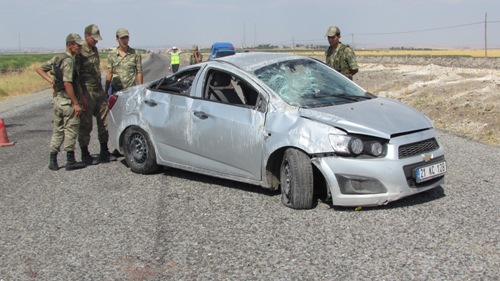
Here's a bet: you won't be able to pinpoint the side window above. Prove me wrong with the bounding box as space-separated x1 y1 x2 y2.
152 68 199 95
204 70 260 107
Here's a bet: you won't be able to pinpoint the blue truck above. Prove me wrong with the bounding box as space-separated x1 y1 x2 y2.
209 42 236 60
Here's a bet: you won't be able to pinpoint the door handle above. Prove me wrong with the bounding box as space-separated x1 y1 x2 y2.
144 99 157 107
193 111 208 120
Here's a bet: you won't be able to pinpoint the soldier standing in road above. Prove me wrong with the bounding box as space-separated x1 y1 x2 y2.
105 27 143 158
166 46 182 73
105 28 143 95
325 26 359 80
77 24 116 165
190 45 203 65
35 33 87 171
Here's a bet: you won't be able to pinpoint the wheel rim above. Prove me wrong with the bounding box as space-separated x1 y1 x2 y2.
128 133 147 164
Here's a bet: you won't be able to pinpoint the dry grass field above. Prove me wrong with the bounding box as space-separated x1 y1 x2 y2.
0 67 51 99
0 59 109 100
299 48 500 58
356 48 500 57
354 59 500 146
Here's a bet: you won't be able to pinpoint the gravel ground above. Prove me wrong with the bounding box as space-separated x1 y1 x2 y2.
0 55 498 280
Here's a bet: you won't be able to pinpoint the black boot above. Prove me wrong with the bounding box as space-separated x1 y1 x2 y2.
81 146 98 165
110 148 123 158
66 151 86 171
48 152 59 171
99 142 117 163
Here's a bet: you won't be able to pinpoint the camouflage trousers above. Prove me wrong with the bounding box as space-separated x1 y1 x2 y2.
78 86 109 147
50 95 80 153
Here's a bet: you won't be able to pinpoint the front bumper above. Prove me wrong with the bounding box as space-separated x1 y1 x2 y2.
312 133 446 207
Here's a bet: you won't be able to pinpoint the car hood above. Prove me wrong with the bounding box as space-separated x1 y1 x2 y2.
299 97 433 139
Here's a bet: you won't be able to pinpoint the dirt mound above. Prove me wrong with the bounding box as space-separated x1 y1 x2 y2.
354 56 500 146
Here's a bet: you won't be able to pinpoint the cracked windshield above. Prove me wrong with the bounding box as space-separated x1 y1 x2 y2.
255 59 370 108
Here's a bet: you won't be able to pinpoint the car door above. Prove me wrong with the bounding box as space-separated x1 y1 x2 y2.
188 69 267 181
140 69 200 166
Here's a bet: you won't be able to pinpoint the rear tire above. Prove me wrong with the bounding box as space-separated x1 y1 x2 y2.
280 148 314 209
123 126 159 174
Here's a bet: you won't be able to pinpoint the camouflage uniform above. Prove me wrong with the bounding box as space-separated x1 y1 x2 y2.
39 52 81 153
325 43 358 80
77 43 109 149
190 45 203 65
107 46 142 92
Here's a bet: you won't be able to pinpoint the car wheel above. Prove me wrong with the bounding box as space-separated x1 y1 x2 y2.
280 148 314 209
123 126 159 174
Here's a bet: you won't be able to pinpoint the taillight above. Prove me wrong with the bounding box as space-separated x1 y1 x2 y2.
108 95 118 110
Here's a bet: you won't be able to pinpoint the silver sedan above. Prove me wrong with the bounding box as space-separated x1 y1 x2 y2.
108 52 446 209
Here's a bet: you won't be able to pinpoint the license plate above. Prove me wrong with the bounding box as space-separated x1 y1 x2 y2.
415 161 446 183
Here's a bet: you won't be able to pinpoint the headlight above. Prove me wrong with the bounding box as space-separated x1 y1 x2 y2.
329 134 384 157
329 134 350 154
349 137 363 155
364 141 383 156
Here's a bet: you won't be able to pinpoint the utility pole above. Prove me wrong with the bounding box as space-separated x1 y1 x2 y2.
254 23 256 48
484 12 488 57
243 23 246 49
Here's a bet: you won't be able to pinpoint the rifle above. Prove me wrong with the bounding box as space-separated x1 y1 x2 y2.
50 53 87 113
51 54 71 93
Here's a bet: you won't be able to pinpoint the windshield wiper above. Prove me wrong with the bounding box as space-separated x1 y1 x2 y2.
319 93 371 102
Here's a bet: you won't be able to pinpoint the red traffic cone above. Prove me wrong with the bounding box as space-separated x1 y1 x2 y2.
0 118 15 146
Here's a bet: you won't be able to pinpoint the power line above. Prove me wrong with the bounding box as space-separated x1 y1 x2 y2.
354 21 484 36
282 20 500 45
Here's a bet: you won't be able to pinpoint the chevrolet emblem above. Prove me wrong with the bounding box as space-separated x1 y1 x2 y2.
422 154 433 162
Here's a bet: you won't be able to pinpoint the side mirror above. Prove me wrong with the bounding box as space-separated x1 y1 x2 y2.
257 96 267 113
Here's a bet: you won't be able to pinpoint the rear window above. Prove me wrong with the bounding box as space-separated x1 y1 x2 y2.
215 50 236 58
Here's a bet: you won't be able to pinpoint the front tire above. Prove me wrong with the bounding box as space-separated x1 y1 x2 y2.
280 148 314 209
123 126 159 174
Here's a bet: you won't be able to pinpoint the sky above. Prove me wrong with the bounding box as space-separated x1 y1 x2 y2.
1 0 500 52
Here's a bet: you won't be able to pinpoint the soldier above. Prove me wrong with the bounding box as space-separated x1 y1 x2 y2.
325 26 359 80
190 45 203 65
105 28 143 158
77 24 116 165
105 28 143 95
35 33 87 171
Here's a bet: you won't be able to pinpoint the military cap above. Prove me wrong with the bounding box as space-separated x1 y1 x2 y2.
325 26 341 37
192 45 198 50
85 24 102 41
116 28 129 38
66 33 85 45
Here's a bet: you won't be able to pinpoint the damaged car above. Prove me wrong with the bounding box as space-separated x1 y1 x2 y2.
108 52 446 209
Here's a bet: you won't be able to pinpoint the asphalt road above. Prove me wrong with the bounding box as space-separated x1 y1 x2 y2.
0 54 498 280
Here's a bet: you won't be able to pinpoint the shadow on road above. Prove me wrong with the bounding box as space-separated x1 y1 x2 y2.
161 166 281 197
117 158 446 211
328 186 446 212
